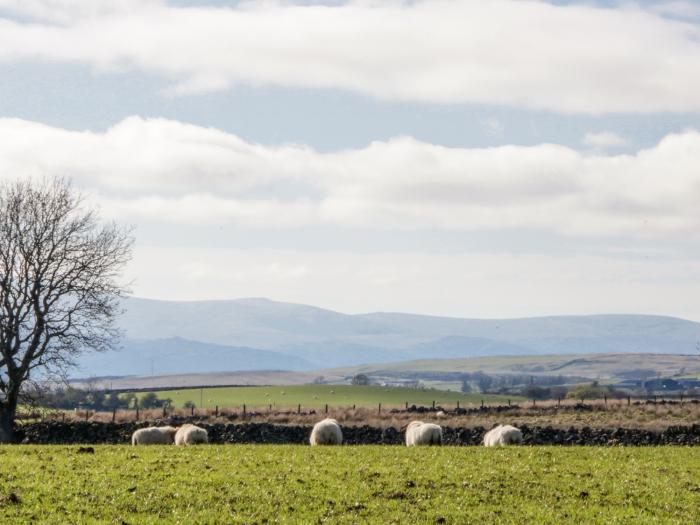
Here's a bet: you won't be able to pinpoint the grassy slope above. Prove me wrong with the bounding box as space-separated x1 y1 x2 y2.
328 353 700 379
139 384 519 409
0 445 698 524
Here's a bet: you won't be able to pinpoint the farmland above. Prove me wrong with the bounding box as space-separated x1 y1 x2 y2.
328 353 700 381
137 384 520 410
0 445 698 524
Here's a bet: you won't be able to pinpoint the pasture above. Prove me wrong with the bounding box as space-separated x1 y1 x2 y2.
0 445 698 524
138 384 520 410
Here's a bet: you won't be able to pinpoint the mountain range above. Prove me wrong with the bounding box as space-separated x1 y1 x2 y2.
72 297 700 378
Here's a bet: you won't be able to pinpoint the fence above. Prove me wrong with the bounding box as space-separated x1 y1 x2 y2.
17 391 700 424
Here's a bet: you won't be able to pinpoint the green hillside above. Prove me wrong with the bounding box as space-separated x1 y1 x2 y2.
138 384 519 409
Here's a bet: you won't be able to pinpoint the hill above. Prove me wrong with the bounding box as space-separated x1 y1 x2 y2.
327 353 700 381
75 337 312 377
71 297 700 377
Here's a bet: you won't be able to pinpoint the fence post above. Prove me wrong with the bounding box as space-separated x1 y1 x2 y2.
325 404 328 415
532 398 536 407
557 397 561 408
604 395 607 407
654 395 657 403
378 403 381 414
352 404 356 411
405 402 408 410
215 405 219 417
136 403 139 421
456 400 460 410
243 404 246 416
298 403 301 414
190 405 194 416
163 405 167 418
627 396 631 406
481 399 484 408
112 409 116 423
432 400 435 409
62 412 66 423
507 399 511 406
680 393 684 404
85 410 89 422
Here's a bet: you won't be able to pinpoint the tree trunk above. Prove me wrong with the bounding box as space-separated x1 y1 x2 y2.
0 407 16 444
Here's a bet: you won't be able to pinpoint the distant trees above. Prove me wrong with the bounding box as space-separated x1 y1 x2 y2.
566 381 624 400
474 372 493 393
139 392 171 409
460 378 472 393
523 385 552 400
351 373 370 386
39 387 134 410
0 178 132 442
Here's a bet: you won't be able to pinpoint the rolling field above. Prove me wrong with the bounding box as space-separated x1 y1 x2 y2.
329 353 700 380
139 384 520 409
0 445 698 524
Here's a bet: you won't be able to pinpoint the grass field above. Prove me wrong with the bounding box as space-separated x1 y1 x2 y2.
139 384 521 410
330 353 700 380
0 445 698 524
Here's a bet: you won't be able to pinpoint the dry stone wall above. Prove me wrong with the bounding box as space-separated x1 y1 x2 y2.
16 421 700 446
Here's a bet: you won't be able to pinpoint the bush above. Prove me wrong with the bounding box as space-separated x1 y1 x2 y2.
351 374 370 386
139 392 171 409
566 381 621 400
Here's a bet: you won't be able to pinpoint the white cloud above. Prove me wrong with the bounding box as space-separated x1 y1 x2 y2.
0 1 699 113
0 0 162 24
582 131 630 148
1 116 700 238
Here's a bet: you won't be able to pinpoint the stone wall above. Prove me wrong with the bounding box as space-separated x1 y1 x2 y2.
16 421 700 446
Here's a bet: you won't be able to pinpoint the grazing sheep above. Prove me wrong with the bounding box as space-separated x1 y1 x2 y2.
435 410 446 418
483 424 523 447
174 424 209 446
131 426 178 446
405 421 443 446
309 418 342 446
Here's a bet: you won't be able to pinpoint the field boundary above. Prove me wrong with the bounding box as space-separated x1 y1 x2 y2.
15 420 700 446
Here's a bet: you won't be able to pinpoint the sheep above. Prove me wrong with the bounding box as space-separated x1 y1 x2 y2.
174 424 209 446
405 421 442 446
309 418 342 446
131 426 178 446
435 410 446 418
482 424 523 447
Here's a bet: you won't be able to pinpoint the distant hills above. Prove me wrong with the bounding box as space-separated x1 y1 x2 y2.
327 353 700 381
73 297 700 377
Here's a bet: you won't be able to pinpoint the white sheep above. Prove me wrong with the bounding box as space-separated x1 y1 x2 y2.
405 421 443 446
309 418 342 446
131 426 178 446
174 424 209 446
483 424 523 447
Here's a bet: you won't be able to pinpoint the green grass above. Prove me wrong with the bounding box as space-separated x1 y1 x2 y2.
330 353 700 380
138 384 520 409
0 445 698 524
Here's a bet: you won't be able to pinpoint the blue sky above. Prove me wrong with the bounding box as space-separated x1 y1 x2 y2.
1 0 700 319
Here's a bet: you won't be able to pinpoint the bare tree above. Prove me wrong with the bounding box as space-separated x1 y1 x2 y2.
0 178 132 442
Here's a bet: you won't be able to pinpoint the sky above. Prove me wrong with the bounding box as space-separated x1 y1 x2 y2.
1 0 700 319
